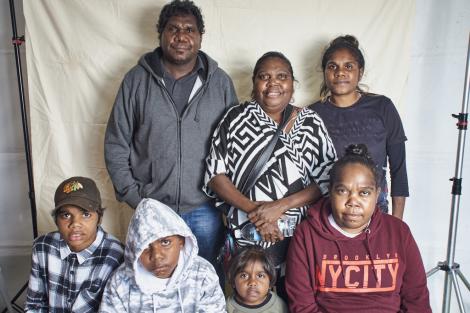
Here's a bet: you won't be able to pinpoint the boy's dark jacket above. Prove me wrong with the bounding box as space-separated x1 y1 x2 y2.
285 198 431 313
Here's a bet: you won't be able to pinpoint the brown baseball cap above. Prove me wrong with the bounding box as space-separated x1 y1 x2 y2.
53 176 101 214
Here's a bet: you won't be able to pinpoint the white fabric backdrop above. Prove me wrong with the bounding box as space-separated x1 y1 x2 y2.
24 0 415 238
7 0 467 310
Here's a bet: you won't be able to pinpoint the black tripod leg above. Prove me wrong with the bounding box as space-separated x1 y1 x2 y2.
3 282 27 313
10 302 22 313
0 266 14 313
7 1 37 310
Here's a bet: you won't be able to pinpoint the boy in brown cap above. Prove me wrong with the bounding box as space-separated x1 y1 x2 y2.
25 176 124 313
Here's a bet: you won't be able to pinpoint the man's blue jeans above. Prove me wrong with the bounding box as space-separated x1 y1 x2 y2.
181 201 225 267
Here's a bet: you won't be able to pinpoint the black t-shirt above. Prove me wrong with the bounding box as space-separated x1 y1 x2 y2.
311 94 409 196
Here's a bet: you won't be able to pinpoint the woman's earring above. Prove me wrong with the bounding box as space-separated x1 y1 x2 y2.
289 96 295 104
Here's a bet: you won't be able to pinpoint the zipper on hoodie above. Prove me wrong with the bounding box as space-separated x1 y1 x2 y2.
156 84 181 212
158 77 208 213
176 115 182 213
144 52 214 213
176 83 207 213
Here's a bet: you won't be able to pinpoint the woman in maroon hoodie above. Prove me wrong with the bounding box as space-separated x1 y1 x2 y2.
285 144 431 313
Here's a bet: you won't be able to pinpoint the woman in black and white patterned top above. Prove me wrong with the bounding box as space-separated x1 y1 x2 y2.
203 52 336 290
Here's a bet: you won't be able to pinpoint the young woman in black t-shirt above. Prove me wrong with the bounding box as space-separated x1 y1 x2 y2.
310 35 408 219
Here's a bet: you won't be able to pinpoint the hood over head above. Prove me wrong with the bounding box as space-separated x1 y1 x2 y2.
124 198 198 292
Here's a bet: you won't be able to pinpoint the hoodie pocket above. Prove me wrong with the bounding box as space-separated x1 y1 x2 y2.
141 160 159 197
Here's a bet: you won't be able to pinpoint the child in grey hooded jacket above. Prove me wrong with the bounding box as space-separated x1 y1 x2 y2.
99 198 225 312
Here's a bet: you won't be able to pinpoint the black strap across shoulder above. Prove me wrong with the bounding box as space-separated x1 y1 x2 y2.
227 104 294 219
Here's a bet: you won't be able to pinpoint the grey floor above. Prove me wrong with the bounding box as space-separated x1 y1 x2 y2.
0 254 30 312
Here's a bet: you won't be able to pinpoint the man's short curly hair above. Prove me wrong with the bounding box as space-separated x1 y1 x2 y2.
157 0 205 39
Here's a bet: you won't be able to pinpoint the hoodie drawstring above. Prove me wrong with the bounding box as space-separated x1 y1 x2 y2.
334 227 379 284
177 287 185 313
333 240 347 281
193 84 209 123
152 294 157 313
142 78 155 125
363 228 379 283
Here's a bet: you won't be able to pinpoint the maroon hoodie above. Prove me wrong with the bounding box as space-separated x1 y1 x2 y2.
285 198 431 313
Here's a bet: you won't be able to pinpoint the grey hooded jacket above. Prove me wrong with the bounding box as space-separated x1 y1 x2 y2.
104 48 238 212
99 198 226 312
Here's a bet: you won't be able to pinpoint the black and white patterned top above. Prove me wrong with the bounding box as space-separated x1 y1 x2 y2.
204 101 336 258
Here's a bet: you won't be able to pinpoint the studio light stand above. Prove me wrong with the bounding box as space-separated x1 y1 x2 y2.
2 0 38 312
426 34 470 313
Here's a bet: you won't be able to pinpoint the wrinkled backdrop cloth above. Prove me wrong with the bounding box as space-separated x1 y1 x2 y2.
23 0 414 239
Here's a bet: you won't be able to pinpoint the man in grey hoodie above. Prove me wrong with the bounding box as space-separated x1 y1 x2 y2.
104 0 238 268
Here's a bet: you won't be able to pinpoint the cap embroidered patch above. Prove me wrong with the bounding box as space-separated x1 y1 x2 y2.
63 181 84 194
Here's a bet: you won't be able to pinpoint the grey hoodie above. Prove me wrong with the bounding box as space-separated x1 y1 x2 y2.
99 198 226 312
105 48 238 212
